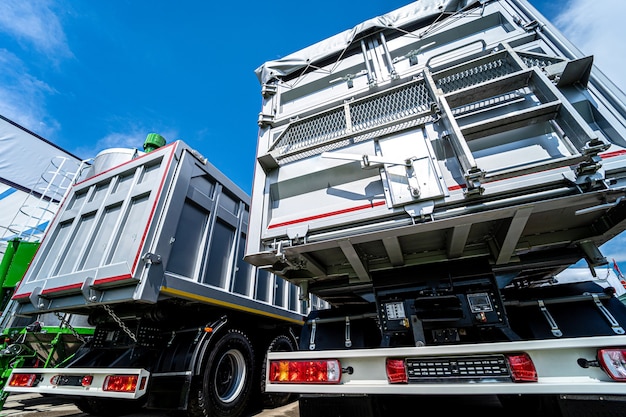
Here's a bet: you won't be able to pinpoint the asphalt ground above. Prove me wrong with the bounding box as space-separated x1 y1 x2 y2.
6 392 624 417
0 393 512 417
0 393 299 417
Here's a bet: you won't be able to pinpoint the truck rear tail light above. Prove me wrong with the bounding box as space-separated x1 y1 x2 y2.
103 375 139 392
598 348 626 381
7 373 37 387
506 353 538 382
386 358 407 383
268 360 341 383
81 375 94 386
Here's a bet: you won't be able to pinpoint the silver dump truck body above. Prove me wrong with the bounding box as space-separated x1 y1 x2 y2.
246 1 626 415
245 0 626 302
6 140 324 415
12 140 309 321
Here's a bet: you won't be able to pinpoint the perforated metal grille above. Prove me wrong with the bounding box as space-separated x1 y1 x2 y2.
435 58 517 93
278 109 348 154
519 54 563 69
452 91 525 116
271 80 435 164
350 82 432 129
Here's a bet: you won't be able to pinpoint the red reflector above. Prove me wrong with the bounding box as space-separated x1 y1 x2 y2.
81 375 93 386
598 348 626 381
506 353 538 382
386 358 407 383
8 373 37 387
103 375 139 392
268 360 341 383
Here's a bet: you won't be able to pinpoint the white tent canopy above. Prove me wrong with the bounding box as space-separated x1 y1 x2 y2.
0 116 84 254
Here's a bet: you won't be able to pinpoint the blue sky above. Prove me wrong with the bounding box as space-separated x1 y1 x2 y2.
1 0 625 269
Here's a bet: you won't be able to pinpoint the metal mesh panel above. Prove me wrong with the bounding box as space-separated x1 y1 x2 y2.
519 54 563 69
272 80 435 164
435 58 517 93
451 91 525 116
271 50 553 166
350 82 432 129
277 109 347 154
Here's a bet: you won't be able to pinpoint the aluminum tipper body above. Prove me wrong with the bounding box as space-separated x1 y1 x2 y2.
245 0 626 415
4 139 326 416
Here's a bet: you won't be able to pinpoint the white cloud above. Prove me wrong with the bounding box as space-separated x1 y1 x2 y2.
553 0 626 93
547 0 626 266
0 1 73 139
0 49 59 136
600 233 626 264
0 0 72 60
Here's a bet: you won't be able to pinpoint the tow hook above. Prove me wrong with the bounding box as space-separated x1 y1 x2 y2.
577 358 600 368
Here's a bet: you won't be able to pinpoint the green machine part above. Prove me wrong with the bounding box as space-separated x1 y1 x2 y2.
0 239 95 409
0 240 18 289
0 239 40 312
143 133 166 153
0 323 95 409
0 239 40 289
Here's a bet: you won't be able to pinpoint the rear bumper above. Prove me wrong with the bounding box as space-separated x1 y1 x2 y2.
4 367 150 399
266 336 626 396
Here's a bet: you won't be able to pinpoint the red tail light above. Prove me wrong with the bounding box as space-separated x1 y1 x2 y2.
103 375 139 392
268 359 341 383
386 358 407 383
506 353 538 382
598 348 626 381
8 373 37 387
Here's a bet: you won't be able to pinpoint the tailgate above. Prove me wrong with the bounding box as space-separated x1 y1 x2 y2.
12 142 180 312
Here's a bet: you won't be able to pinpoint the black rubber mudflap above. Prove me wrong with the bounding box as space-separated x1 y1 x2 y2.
299 395 377 417
558 398 626 417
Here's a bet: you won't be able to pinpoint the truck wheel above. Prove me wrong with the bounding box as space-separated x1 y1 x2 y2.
190 329 255 417
260 334 296 408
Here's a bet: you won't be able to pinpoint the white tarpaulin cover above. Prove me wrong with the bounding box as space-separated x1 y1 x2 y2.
255 0 478 84
0 115 83 254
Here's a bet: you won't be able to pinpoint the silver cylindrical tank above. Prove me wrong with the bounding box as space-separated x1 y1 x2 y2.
83 148 142 179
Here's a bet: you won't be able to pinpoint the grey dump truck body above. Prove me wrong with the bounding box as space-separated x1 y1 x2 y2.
245 0 626 415
5 140 323 416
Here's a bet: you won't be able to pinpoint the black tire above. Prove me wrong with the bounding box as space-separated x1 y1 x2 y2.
74 397 145 416
260 334 297 408
188 329 255 417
